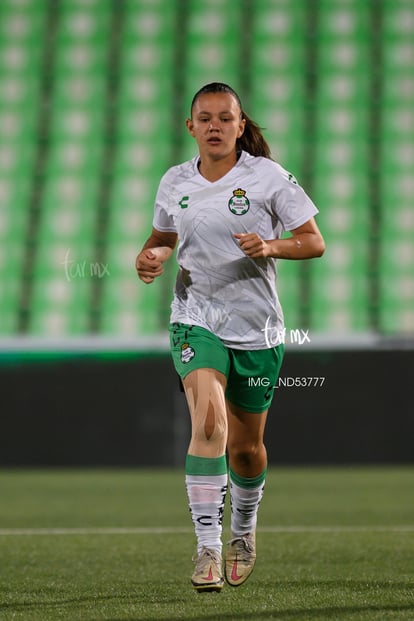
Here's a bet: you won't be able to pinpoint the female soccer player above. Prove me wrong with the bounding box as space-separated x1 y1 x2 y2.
136 82 325 592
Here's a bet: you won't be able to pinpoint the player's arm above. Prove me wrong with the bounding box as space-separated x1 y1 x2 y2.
136 227 178 284
234 218 325 260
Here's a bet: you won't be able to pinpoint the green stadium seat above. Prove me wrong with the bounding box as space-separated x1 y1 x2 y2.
379 300 414 335
1 0 412 338
29 283 92 335
29 175 103 337
184 0 242 89
318 0 370 38
24 0 112 335
28 233 94 335
178 0 245 162
307 0 373 333
0 238 25 335
95 0 178 334
99 272 168 335
0 200 30 317
276 259 303 331
377 0 414 334
378 240 414 333
249 0 306 171
57 0 111 42
309 284 358 338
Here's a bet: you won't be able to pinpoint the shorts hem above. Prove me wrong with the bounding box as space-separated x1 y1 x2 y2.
179 360 229 380
225 395 273 414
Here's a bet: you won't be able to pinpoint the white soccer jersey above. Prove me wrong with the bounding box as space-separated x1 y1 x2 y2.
152 150 318 349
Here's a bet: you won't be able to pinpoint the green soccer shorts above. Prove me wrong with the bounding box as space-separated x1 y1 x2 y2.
169 322 285 413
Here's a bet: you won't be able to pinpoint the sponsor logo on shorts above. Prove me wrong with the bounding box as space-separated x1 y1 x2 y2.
181 343 195 363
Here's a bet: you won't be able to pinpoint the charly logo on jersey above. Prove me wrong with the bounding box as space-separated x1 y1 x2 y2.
228 188 250 215
179 196 189 209
180 342 195 363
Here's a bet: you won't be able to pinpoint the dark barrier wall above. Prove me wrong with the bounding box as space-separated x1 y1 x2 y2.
0 349 413 466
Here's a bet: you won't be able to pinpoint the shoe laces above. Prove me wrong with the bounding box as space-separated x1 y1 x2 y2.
228 535 255 560
193 547 221 572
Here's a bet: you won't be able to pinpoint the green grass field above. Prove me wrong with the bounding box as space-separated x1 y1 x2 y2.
0 467 413 621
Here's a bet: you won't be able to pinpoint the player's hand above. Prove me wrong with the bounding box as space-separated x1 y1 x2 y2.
234 233 271 258
135 248 164 284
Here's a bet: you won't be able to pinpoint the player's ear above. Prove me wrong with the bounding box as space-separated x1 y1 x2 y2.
237 117 246 138
186 118 195 137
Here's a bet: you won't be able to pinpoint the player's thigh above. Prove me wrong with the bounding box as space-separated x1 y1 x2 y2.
184 369 229 450
183 367 227 419
225 344 285 414
169 323 230 430
226 400 268 449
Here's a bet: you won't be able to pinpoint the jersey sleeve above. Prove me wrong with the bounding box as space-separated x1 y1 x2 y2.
152 172 177 233
271 165 319 232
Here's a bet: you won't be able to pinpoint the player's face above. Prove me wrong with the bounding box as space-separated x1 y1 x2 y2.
186 92 246 162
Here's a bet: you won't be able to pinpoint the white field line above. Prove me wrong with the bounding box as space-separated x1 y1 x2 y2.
0 525 413 536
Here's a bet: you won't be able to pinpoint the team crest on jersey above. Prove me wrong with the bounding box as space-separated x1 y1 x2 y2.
181 342 195 364
228 188 250 215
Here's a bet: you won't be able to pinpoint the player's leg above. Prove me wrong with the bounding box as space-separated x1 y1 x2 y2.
223 344 284 586
184 367 228 459
183 368 228 592
226 402 268 477
224 403 267 586
169 323 230 592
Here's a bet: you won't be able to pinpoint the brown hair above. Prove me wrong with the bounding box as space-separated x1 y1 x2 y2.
190 82 272 160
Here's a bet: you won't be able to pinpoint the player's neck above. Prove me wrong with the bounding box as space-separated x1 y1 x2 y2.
197 152 238 182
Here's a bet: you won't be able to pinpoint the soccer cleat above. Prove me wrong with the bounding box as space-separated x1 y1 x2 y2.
191 547 224 593
224 532 256 587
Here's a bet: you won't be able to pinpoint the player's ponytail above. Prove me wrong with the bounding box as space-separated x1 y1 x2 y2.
190 82 272 160
237 110 272 159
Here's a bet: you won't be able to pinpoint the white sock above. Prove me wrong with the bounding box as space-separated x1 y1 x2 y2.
230 475 265 537
185 474 228 555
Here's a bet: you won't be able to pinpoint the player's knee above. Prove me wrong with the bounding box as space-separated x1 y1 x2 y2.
206 414 227 441
192 406 227 443
228 440 263 468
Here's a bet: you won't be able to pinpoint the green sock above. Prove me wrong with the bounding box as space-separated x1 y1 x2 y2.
185 454 228 476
